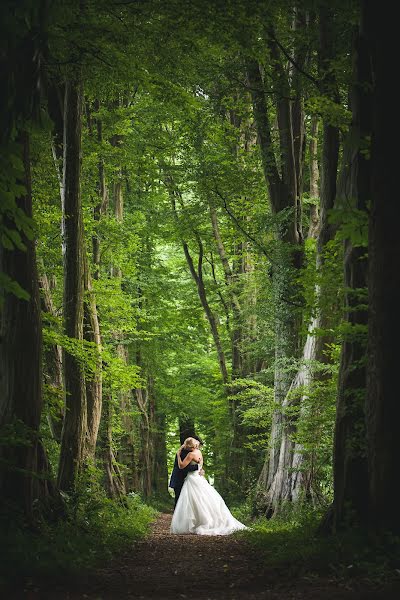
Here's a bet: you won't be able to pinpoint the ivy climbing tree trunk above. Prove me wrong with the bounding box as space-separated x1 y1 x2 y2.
247 27 305 513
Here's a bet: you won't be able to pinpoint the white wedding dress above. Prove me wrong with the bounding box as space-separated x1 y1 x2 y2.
170 465 247 536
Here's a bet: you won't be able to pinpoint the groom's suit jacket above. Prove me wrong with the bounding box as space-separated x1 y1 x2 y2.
169 448 198 490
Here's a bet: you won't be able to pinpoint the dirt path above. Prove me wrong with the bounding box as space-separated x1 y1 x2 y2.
16 513 400 599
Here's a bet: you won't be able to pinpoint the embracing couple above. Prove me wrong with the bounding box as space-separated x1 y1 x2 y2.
169 436 246 535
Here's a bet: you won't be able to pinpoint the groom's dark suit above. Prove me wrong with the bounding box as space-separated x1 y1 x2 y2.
169 448 199 507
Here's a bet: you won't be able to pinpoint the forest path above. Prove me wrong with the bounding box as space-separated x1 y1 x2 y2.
21 513 399 600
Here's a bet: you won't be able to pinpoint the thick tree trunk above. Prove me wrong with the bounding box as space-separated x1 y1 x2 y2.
324 15 371 532
0 132 54 516
365 2 399 534
247 47 304 514
179 417 196 444
57 79 88 492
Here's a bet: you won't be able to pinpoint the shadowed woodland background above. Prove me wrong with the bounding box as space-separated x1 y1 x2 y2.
0 0 399 590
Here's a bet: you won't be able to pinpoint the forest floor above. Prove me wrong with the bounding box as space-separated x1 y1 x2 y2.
9 513 400 600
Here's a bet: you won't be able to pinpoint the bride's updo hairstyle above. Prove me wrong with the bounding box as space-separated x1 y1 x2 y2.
183 437 199 450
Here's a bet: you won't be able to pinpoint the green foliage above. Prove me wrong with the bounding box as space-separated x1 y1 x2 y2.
245 506 400 585
0 484 156 582
306 96 352 130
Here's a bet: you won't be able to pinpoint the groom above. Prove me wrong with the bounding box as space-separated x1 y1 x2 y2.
169 435 204 508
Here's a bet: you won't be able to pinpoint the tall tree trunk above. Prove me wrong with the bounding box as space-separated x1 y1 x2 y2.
365 2 399 534
169 188 229 385
110 177 138 491
102 394 126 499
0 132 54 516
323 13 371 532
308 115 320 239
179 417 196 444
136 384 153 498
247 36 304 513
39 271 64 442
263 92 338 513
92 100 108 280
151 409 169 497
83 255 102 458
57 79 87 492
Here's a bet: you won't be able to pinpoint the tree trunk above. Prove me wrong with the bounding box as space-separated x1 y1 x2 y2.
169 188 229 385
110 177 138 491
83 255 102 458
323 14 371 532
136 384 153 498
308 115 320 239
92 100 108 280
57 79 88 492
365 2 400 534
151 410 169 498
0 132 54 516
102 394 126 499
179 417 196 444
247 42 304 513
39 271 64 442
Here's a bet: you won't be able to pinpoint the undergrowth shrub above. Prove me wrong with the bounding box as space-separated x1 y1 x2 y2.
0 474 156 584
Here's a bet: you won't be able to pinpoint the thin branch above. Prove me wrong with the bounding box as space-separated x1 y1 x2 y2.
270 35 319 88
207 252 232 338
212 187 271 261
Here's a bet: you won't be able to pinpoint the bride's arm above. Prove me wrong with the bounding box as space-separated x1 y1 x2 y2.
177 449 200 469
197 451 203 470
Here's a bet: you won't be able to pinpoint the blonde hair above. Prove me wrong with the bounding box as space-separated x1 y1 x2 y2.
183 437 199 450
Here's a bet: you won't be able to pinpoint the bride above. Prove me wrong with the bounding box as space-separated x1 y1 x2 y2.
170 437 247 535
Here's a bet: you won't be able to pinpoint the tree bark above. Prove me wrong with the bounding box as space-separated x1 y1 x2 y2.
179 417 196 444
92 99 108 280
83 254 102 458
39 271 64 442
169 188 229 385
308 115 320 239
324 12 371 532
247 32 305 513
57 79 88 492
152 411 169 497
112 178 138 491
102 394 126 499
136 384 153 498
0 132 54 516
